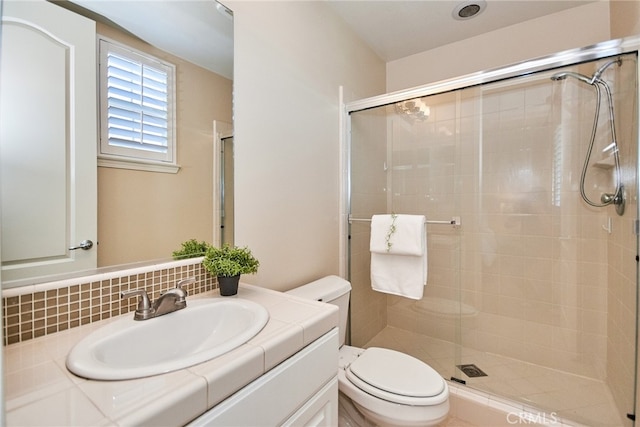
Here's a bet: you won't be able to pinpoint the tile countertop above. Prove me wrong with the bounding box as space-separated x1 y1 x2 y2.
4 284 339 426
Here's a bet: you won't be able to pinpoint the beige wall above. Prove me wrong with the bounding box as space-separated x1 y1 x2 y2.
228 1 385 291
610 0 640 39
97 23 233 267
386 1 612 92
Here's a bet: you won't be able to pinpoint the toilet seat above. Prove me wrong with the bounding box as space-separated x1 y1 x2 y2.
345 347 445 406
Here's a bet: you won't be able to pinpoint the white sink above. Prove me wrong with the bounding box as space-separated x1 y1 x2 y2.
66 298 269 380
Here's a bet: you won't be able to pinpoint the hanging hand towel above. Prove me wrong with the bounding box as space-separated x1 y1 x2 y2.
370 214 427 300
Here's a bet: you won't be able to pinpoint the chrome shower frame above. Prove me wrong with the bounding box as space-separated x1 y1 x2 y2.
341 34 640 423
343 36 640 247
344 37 640 112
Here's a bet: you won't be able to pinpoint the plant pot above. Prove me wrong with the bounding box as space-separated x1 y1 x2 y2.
218 275 240 296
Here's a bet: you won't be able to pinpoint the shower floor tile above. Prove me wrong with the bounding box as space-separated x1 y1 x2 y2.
364 326 625 427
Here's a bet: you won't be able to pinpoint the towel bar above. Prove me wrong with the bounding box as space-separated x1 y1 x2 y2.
348 215 461 226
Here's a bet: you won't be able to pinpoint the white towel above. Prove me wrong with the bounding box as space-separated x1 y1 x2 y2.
370 214 427 300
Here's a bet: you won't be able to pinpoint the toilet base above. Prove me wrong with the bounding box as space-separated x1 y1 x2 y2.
338 392 375 427
351 399 448 427
338 391 448 427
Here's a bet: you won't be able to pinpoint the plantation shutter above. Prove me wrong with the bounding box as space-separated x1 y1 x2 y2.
98 38 176 167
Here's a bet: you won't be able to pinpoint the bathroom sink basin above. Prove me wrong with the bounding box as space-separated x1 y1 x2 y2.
66 298 269 380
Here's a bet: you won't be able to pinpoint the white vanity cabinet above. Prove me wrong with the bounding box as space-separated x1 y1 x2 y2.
189 328 339 426
4 284 340 426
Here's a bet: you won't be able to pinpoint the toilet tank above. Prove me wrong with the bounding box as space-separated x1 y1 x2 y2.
286 275 351 347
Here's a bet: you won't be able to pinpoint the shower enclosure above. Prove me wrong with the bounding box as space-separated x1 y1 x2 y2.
345 39 639 426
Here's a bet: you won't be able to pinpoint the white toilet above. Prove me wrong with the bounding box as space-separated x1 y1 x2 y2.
287 275 449 427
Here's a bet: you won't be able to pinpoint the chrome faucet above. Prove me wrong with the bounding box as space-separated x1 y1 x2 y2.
121 277 196 320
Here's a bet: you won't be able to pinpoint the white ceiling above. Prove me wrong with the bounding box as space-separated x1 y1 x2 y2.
66 0 596 79
68 0 234 79
326 0 596 62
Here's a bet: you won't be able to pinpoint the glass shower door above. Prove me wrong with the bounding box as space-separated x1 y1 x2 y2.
348 51 638 427
348 89 468 384
455 56 638 426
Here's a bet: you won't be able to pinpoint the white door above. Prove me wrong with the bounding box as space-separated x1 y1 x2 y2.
1 0 97 283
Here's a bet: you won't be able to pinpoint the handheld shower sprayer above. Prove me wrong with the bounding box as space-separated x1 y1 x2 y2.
551 57 625 215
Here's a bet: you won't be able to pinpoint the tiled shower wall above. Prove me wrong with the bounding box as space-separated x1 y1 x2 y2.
349 57 638 415
2 259 216 345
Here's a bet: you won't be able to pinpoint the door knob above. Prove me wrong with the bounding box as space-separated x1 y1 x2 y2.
69 240 93 251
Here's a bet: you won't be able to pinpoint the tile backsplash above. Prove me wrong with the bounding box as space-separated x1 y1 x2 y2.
2 259 216 345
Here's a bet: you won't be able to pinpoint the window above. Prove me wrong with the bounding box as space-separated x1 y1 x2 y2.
98 38 178 173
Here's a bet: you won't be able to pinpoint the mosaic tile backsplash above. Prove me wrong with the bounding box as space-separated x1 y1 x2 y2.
3 260 217 345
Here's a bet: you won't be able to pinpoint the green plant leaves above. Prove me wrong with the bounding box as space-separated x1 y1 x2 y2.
202 244 260 277
172 239 211 260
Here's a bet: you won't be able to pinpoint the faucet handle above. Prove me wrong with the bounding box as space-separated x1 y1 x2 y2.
176 277 196 289
172 277 195 301
121 289 153 320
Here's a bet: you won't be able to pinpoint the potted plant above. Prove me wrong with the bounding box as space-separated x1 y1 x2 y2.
172 239 211 260
202 244 260 296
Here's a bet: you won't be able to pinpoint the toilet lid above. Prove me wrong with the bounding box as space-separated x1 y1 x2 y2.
346 347 445 405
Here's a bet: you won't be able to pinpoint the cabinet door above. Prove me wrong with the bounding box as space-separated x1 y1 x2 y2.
189 329 338 426
282 378 338 427
1 0 97 282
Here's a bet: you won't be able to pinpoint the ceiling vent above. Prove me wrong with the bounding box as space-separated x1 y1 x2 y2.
453 1 486 20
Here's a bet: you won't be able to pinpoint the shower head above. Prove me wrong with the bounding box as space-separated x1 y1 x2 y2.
550 71 593 85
